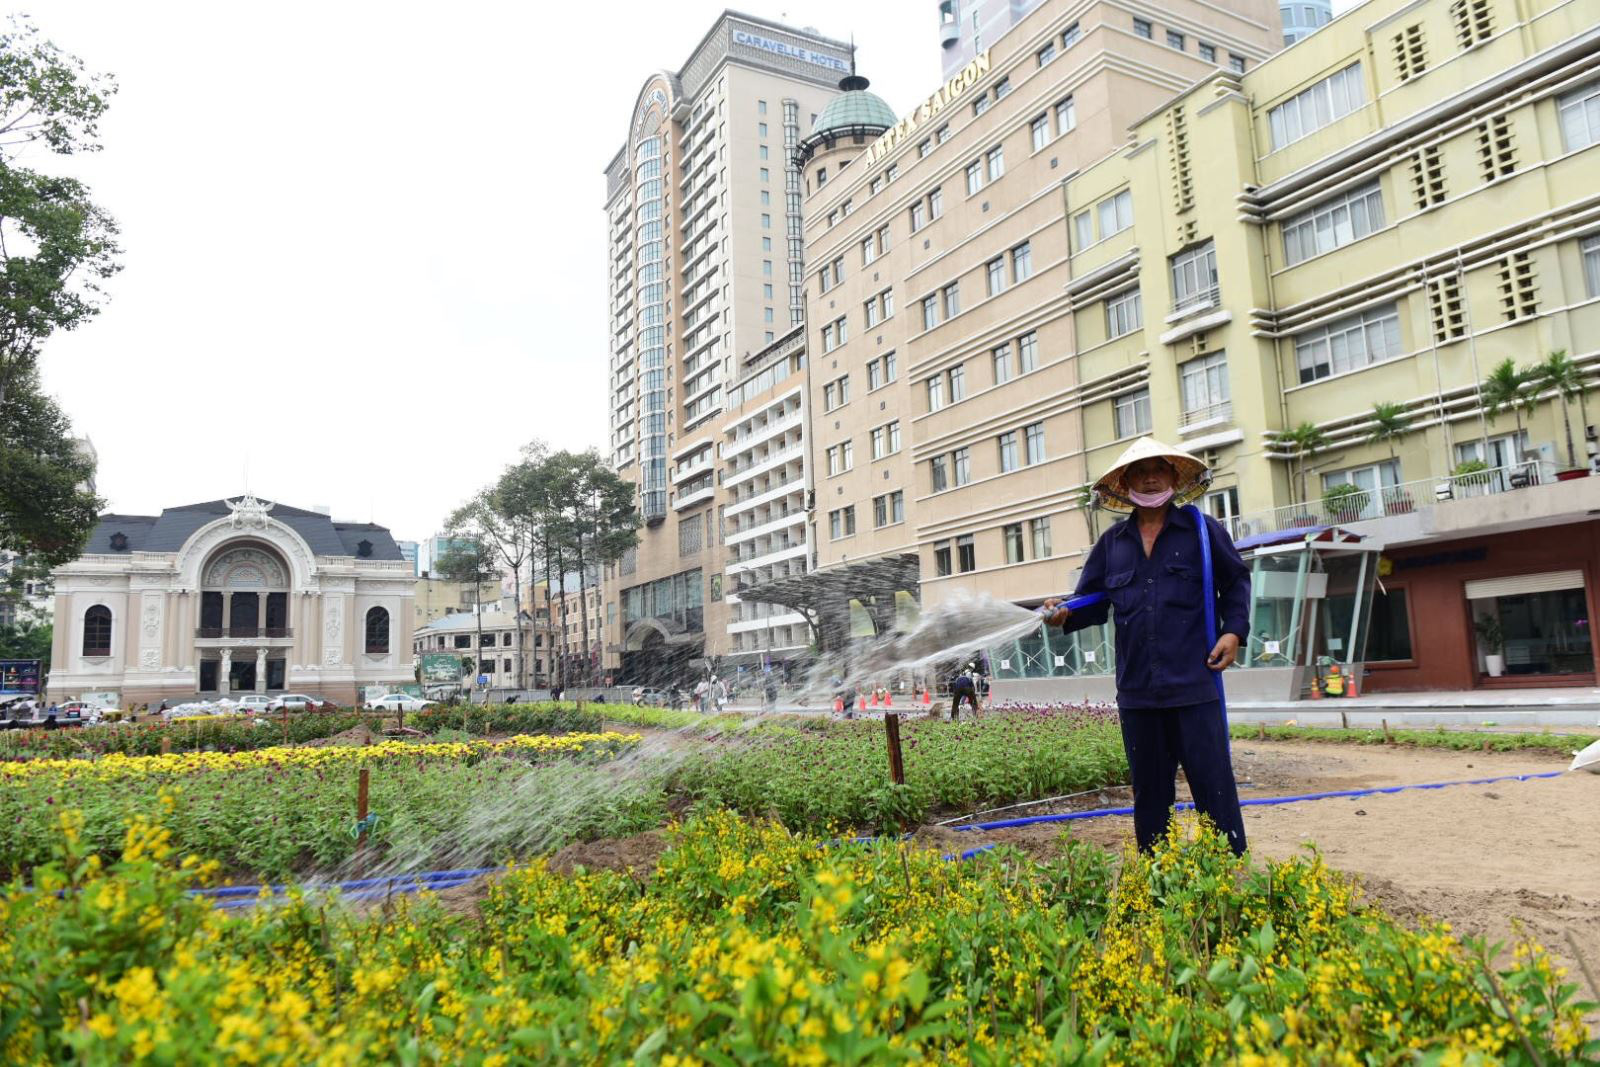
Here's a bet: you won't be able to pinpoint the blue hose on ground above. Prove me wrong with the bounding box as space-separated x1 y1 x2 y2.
192 866 502 899
949 769 1566 832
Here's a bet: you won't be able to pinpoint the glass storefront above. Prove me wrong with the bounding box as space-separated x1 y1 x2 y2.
1469 584 1592 676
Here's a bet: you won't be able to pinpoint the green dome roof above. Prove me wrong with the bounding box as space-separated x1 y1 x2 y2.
811 75 896 136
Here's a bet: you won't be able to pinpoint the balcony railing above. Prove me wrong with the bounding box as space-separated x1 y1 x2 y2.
195 627 293 639
1179 399 1232 428
1171 283 1220 316
1221 462 1551 542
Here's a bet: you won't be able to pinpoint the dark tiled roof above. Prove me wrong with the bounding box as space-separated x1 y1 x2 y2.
85 500 405 561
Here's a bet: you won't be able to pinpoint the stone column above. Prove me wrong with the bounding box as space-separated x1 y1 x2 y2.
255 647 267 693
222 591 232 636
220 649 232 695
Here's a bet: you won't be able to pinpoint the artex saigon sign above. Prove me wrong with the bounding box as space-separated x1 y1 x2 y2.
864 50 992 165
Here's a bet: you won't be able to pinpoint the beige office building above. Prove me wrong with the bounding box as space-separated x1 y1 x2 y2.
795 0 1282 647
603 14 849 680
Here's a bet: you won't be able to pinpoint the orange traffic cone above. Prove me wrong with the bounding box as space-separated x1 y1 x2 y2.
1309 678 1323 699
857 695 867 711
885 692 893 707
922 688 932 707
1347 674 1359 698
833 696 843 712
869 692 879 708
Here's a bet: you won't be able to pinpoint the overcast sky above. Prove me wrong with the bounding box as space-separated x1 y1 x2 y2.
26 0 1353 545
21 0 939 544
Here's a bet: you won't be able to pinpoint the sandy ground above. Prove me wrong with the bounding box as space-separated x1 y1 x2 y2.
956 740 1600 1018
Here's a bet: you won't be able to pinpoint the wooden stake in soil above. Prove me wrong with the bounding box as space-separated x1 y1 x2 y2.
160 735 171 755
884 713 906 786
356 768 371 847
1257 723 1267 741
1340 709 1349 730
1382 719 1393 744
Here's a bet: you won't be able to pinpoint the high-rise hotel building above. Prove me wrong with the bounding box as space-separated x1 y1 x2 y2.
603 15 849 680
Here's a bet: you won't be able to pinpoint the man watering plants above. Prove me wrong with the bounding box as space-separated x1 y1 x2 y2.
1042 438 1250 855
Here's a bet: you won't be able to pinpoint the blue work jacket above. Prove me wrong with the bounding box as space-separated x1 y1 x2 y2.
1062 505 1251 709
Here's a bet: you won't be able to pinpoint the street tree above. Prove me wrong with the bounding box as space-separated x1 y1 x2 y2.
1 366 100 565
1527 349 1585 469
1365 402 1410 465
433 537 497 693
1479 358 1536 460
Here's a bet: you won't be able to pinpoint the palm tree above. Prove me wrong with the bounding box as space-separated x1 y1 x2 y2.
1528 349 1584 469
1274 421 1329 506
1365 401 1411 465
1479 358 1535 466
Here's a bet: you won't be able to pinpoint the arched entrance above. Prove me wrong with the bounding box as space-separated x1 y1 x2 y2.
196 541 293 694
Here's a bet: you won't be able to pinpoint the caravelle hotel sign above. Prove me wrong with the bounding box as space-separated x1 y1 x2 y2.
865 50 992 165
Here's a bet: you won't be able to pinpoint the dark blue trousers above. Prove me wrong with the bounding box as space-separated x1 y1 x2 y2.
1118 701 1247 855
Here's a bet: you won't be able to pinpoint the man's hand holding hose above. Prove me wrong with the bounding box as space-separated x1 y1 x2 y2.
1041 597 1238 670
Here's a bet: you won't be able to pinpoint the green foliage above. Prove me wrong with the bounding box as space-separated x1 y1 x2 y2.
675 709 1128 834
1528 348 1586 467
1229 723 1591 753
1480 357 1535 436
0 368 101 564
1364 401 1410 460
2 811 1592 1063
1273 421 1330 503
0 615 49 672
411 702 602 736
1319 481 1369 520
1473 614 1505 655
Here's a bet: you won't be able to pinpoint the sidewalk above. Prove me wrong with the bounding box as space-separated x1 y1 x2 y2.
1228 687 1600 730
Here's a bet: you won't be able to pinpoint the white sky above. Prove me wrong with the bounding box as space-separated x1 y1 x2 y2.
25 0 1354 543
22 0 940 544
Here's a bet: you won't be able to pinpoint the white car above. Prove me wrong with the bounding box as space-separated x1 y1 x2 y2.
58 701 112 724
265 693 327 711
233 695 274 713
364 693 434 712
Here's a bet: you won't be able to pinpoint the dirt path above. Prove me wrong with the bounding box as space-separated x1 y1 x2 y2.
954 740 1600 1015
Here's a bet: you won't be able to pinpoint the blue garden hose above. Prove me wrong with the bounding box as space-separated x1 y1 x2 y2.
1188 503 1233 752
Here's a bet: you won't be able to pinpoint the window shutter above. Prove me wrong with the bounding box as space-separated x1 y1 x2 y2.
1463 570 1584 599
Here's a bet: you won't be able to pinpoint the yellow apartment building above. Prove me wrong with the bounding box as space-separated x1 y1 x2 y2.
786 0 1600 694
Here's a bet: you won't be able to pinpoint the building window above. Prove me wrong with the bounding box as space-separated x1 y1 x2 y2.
828 506 857 539
1451 0 1494 48
1170 241 1219 312
927 374 945 412
764 307 774 323
934 540 952 576
1106 288 1143 338
1179 351 1231 423
1283 181 1385 265
679 513 703 556
1293 303 1402 383
942 282 961 318
1037 42 1056 67
1559 81 1600 151
1056 96 1076 135
986 146 1004 181
966 160 983 195
885 351 897 382
948 363 966 402
919 138 933 158
1229 53 1246 73
1392 24 1428 82
1031 113 1049 151
1072 210 1093 250
760 190 770 206
1133 17 1153 38
1097 189 1133 238
992 344 1013 384
930 187 943 218
994 78 1012 101
986 257 1006 296
868 358 882 390
760 145 768 160
1025 421 1046 465
937 124 952 144
910 200 927 232
953 447 972 486
1167 29 1185 50
82 605 111 657
870 421 901 459
995 522 1021 564
873 490 905 528
1367 586 1414 661
1583 234 1600 298
922 294 939 331
1062 22 1080 46
761 213 771 229
1011 241 1032 282
758 100 767 114
998 431 1020 473
957 534 976 573
503 632 513 646
1031 516 1053 559
1114 388 1153 438
826 440 854 475
887 164 899 181
931 454 949 492
973 93 990 117
1017 331 1038 372
1268 62 1365 149
365 607 390 654
1199 42 1217 62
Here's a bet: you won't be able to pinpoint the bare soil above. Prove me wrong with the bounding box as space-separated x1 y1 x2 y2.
544 829 671 878
950 740 1600 1020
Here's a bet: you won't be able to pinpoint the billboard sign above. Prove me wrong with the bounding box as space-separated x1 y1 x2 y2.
420 653 464 685
0 659 41 695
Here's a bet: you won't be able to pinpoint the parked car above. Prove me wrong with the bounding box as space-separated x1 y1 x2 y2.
234 695 274 713
265 693 330 712
631 687 671 707
363 693 434 712
57 701 111 724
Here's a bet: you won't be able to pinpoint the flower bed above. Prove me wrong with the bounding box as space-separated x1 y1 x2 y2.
2 809 1591 1064
0 712 378 761
675 708 1127 833
410 703 603 736
1231 723 1594 754
0 733 644 880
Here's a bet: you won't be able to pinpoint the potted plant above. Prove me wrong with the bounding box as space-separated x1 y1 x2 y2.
1451 459 1493 493
1382 486 1416 514
1474 614 1505 678
1321 482 1371 523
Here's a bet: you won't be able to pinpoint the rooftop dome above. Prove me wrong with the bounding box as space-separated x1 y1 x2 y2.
811 74 897 137
794 73 896 167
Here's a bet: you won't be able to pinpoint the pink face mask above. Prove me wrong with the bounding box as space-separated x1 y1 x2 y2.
1128 487 1175 508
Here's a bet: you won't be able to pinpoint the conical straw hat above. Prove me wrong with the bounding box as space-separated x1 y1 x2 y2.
1092 436 1211 513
